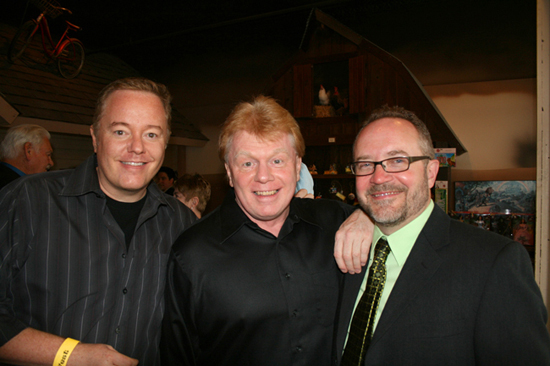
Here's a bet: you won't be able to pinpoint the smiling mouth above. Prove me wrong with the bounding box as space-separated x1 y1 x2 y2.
122 161 146 166
372 192 399 198
255 190 278 196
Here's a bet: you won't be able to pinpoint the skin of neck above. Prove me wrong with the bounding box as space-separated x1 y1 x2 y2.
2 155 32 175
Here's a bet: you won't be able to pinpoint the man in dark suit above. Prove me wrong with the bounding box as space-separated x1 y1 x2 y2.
334 105 550 365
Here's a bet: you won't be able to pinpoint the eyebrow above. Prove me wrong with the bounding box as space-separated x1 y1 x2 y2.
108 121 164 131
356 149 410 160
233 147 291 159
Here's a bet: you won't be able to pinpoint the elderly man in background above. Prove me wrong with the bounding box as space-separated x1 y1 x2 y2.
161 95 372 366
0 124 53 189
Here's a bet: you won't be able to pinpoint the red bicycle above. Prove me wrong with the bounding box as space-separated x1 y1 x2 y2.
8 0 85 79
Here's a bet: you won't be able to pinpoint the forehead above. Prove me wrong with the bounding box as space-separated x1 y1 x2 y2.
101 90 167 129
40 138 53 151
229 130 295 157
355 117 422 158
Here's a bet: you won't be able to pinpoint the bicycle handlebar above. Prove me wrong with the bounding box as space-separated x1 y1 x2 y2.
54 6 72 15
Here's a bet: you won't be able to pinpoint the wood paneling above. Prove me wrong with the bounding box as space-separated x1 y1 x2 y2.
292 64 313 117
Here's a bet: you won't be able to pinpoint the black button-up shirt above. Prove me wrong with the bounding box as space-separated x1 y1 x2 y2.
0 155 196 365
161 190 355 366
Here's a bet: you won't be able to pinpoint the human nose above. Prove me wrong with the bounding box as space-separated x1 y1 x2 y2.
370 163 391 184
128 134 144 154
254 162 272 183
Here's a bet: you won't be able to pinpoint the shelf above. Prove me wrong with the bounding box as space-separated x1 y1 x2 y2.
298 115 361 146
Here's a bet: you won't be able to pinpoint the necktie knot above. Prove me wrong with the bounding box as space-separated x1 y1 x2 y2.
372 238 390 266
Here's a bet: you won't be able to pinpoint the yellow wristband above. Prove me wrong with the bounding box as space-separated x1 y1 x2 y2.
53 338 80 366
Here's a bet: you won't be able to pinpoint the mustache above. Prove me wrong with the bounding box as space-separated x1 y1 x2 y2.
367 184 406 195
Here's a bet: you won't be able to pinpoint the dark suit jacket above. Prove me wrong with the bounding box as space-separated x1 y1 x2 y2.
334 205 550 366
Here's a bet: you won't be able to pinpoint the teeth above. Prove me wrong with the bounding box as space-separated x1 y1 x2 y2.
255 190 278 196
372 192 396 197
122 162 145 166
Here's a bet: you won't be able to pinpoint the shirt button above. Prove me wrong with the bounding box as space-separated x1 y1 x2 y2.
122 253 126 259
285 273 291 279
115 327 121 334
292 310 298 317
122 288 128 294
295 346 302 352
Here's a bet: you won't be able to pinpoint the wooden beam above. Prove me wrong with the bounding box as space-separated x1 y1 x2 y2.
0 95 19 123
536 0 550 321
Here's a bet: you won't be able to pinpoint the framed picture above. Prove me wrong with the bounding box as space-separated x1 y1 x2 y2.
434 148 456 167
454 180 536 214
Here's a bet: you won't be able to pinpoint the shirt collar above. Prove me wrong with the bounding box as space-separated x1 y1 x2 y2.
1 162 25 176
59 154 173 210
373 200 434 266
219 189 322 243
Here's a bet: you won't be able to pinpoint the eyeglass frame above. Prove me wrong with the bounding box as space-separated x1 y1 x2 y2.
350 156 431 176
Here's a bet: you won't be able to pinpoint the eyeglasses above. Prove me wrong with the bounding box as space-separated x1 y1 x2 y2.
350 156 430 176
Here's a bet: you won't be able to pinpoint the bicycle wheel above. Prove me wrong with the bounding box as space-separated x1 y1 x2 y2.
8 20 38 62
57 39 85 79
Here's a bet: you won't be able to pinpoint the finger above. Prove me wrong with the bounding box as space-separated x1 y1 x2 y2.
352 238 363 274
333 235 348 273
294 189 308 198
360 238 370 267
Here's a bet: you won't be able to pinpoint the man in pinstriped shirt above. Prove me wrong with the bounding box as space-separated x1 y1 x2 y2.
0 78 196 365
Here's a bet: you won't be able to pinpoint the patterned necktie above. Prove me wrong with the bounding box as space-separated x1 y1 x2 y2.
341 237 391 366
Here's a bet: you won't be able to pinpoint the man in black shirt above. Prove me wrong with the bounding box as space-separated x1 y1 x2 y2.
161 95 371 365
0 78 196 365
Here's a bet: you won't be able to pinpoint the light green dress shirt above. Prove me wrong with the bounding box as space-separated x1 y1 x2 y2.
345 200 434 345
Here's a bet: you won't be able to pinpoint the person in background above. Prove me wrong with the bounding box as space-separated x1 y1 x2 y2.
334 105 550 365
0 77 196 366
295 162 314 198
174 173 212 219
160 95 373 366
156 166 177 195
0 124 53 189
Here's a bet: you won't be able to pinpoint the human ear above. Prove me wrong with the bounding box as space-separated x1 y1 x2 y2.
90 125 98 152
24 142 34 159
224 163 233 187
427 159 440 188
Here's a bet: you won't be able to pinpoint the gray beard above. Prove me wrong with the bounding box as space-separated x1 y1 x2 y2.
361 173 430 229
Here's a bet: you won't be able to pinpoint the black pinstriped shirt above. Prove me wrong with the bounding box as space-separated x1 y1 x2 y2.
0 154 196 365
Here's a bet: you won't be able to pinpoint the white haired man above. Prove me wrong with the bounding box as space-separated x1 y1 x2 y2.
0 124 53 189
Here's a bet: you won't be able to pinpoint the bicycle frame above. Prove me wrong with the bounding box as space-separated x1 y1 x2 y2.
9 5 85 79
31 12 77 59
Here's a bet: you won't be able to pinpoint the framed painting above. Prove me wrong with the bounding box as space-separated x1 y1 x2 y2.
454 180 536 214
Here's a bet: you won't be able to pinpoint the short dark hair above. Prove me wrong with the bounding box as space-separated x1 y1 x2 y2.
356 105 435 159
158 166 177 181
